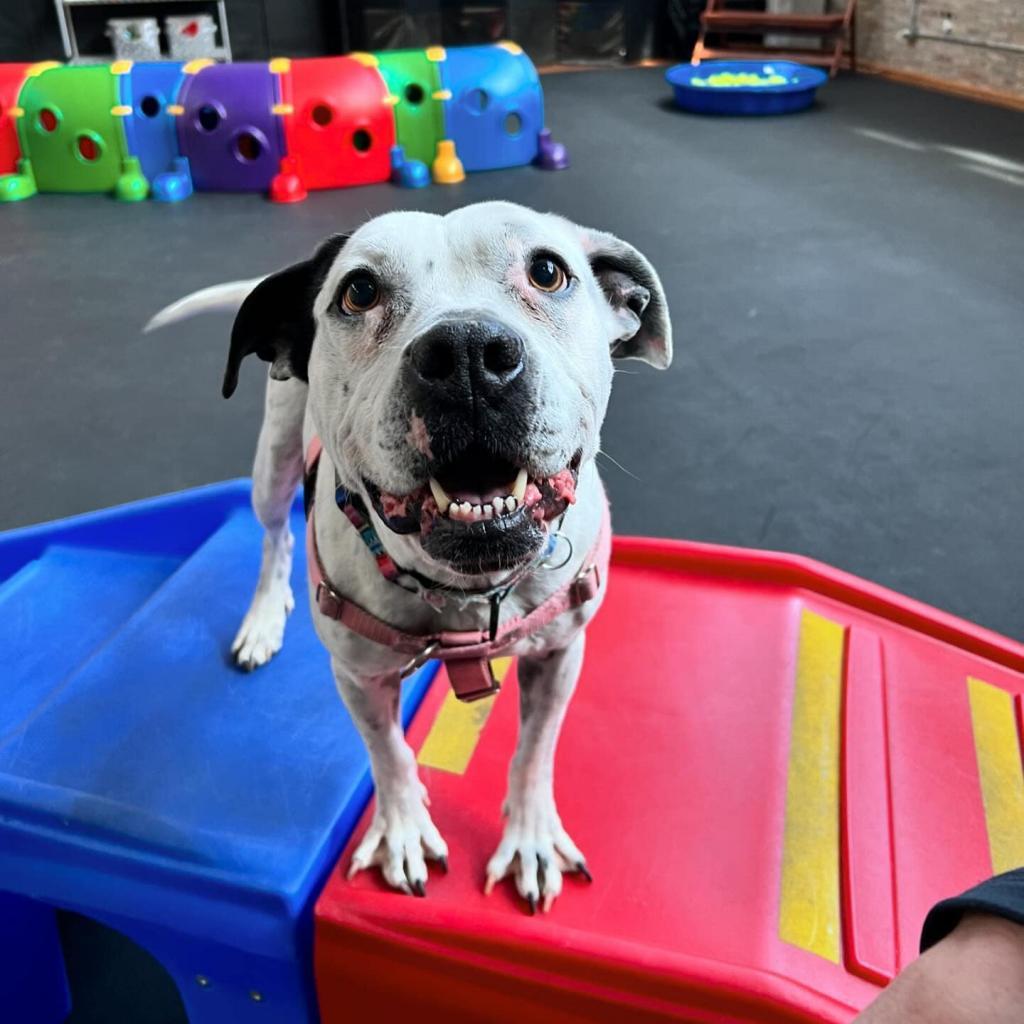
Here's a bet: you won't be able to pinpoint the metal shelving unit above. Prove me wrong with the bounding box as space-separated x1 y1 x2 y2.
54 0 232 63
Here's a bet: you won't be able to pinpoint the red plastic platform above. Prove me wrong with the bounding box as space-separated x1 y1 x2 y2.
315 536 1024 1023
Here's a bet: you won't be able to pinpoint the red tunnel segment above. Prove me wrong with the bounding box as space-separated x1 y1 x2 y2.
277 56 394 192
0 64 33 174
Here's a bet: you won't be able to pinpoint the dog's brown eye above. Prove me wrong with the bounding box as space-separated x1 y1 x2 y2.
528 255 567 293
340 273 380 314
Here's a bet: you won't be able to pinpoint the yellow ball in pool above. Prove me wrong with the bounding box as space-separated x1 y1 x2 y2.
692 71 789 88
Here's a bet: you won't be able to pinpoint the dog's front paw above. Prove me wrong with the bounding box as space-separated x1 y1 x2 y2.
347 786 449 895
231 584 295 671
485 794 592 914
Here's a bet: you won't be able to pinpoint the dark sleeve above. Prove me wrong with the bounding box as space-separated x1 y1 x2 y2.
921 869 1024 952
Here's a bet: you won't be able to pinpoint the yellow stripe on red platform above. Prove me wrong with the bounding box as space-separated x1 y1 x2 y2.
418 658 511 775
968 677 1024 874
779 609 846 963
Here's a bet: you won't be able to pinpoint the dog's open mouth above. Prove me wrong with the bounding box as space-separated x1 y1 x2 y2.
429 454 529 524
363 444 582 545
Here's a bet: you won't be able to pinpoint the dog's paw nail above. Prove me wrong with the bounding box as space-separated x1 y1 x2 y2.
526 893 537 916
411 879 426 898
576 860 593 883
484 874 498 895
542 893 556 913
438 855 449 874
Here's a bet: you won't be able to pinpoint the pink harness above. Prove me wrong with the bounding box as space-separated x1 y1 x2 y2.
304 438 610 702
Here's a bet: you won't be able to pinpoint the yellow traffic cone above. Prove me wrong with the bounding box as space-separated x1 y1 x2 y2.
432 140 465 185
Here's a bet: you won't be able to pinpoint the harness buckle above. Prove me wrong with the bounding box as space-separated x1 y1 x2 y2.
399 641 440 679
447 658 502 703
315 580 344 619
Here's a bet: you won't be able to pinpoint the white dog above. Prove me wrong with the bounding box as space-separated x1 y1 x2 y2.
149 201 671 912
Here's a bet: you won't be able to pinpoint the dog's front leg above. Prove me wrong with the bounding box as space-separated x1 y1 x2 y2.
336 662 448 894
232 377 306 670
486 632 591 913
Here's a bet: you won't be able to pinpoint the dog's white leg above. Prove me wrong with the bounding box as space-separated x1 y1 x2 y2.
232 376 306 671
486 632 590 912
337 664 448 893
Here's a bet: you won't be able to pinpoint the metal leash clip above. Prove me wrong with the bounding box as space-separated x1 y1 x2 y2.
538 531 574 571
399 641 439 678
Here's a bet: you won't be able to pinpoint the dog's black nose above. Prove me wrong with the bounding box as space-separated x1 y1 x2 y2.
407 319 525 405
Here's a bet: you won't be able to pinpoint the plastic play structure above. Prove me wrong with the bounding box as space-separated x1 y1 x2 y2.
2 482 1024 1022
0 484 437 1022
666 59 828 115
0 44 568 205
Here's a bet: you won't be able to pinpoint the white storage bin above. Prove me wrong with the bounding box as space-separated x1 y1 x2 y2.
165 14 219 60
106 17 161 61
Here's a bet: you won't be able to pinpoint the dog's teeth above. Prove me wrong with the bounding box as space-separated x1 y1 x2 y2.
448 501 459 519
512 468 528 503
506 496 518 512
459 502 472 518
472 503 483 519
482 504 493 520
492 496 505 515
430 477 451 510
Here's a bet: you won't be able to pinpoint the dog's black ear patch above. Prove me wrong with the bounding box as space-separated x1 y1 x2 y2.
583 230 672 370
222 233 349 398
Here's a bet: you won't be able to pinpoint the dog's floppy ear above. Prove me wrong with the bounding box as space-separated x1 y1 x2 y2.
222 233 349 398
582 229 672 370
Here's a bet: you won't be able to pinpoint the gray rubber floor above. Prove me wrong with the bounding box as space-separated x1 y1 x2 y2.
1 66 1023 1019
4 68 1022 642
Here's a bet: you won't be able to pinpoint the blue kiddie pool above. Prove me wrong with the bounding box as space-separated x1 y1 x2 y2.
665 60 828 115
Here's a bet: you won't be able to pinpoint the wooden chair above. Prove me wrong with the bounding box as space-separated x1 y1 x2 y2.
692 0 857 77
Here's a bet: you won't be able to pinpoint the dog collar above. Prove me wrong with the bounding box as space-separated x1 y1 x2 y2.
302 437 610 702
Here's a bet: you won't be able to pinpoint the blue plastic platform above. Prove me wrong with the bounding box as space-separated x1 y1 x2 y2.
665 60 828 116
0 481 437 1023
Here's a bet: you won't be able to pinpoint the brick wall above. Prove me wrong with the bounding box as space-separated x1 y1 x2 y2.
856 0 1024 96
